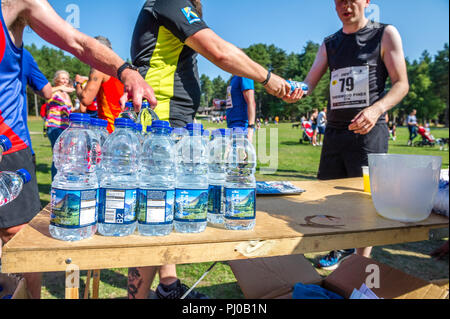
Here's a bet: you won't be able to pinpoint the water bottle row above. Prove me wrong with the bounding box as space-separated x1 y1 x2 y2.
50 113 257 241
0 135 32 207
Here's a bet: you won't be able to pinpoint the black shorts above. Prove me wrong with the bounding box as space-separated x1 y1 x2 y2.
0 147 41 229
317 124 389 180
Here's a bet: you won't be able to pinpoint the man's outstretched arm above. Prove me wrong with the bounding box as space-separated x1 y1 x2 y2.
283 41 328 104
185 28 293 99
20 0 157 109
303 42 329 93
75 70 103 106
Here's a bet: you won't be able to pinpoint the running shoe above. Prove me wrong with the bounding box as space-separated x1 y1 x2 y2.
317 249 356 271
155 279 209 299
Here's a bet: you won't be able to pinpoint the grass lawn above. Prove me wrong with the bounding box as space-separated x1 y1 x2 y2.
26 117 448 299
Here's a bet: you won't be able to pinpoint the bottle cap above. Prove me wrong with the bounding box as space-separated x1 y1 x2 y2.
16 169 32 184
141 99 150 109
69 113 91 123
114 118 135 128
135 123 143 131
213 129 231 137
125 101 134 109
151 120 171 129
90 118 100 126
98 119 108 128
0 135 12 151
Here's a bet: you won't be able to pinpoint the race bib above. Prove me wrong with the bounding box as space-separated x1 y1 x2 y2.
226 86 233 109
330 66 369 109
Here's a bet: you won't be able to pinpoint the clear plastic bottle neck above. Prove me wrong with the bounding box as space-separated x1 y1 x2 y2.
152 127 172 136
70 121 89 129
188 130 202 137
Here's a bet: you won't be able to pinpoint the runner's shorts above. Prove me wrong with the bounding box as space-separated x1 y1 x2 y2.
317 123 389 180
0 147 41 229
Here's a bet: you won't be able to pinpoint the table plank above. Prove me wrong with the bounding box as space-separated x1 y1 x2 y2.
2 178 448 273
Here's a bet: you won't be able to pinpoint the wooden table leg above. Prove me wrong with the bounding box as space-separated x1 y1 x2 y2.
65 266 80 299
92 270 101 299
83 270 92 299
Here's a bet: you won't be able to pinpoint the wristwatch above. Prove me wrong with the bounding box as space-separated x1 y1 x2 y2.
73 81 80 88
261 70 271 86
117 62 139 82
248 124 255 129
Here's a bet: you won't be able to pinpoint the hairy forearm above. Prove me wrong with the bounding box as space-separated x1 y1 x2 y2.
70 35 123 80
212 44 267 83
22 1 123 78
187 30 267 83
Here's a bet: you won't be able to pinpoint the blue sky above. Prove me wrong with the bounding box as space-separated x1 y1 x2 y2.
23 0 449 80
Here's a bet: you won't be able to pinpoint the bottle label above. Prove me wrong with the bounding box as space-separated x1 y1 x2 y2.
208 185 224 215
50 188 98 229
138 189 174 225
225 188 256 220
174 189 208 222
98 188 137 224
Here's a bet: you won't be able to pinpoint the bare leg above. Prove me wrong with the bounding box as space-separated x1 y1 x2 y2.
127 264 179 299
356 247 373 258
1 224 42 299
23 273 42 299
127 266 158 299
158 264 178 286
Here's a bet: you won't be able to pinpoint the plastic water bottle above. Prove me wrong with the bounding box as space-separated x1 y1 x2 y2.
224 127 257 230
98 118 140 237
138 121 175 236
202 130 211 148
91 119 109 183
174 123 209 233
118 101 138 122
49 113 101 241
90 118 109 146
135 123 145 146
172 128 188 144
0 135 12 163
207 129 231 225
137 100 154 133
287 80 309 95
0 169 31 207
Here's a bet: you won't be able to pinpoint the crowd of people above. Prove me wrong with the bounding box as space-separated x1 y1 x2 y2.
1 0 445 300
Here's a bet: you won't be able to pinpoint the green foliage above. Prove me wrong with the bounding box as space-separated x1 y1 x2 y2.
392 44 449 125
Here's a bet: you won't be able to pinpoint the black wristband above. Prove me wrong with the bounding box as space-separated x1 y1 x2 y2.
117 62 139 82
261 70 271 86
248 124 255 129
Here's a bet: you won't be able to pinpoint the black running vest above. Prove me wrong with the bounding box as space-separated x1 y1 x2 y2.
325 20 389 129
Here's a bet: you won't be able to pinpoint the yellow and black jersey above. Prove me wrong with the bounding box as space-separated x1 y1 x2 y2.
131 0 209 128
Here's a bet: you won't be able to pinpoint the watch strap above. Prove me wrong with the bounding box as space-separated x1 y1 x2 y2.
117 62 138 82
